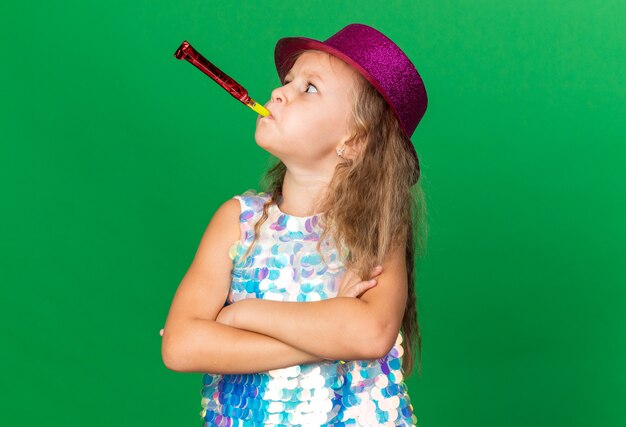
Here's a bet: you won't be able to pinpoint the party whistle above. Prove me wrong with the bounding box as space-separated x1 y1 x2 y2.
174 40 271 117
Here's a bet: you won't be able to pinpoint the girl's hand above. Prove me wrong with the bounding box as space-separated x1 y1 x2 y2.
337 265 383 298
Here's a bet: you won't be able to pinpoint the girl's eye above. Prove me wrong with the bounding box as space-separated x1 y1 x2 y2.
283 80 318 93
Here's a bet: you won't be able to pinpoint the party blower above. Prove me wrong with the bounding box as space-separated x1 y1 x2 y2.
174 40 271 117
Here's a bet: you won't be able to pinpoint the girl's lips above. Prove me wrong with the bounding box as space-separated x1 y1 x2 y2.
264 105 276 119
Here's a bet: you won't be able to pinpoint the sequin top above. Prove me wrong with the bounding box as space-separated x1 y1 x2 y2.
200 189 417 426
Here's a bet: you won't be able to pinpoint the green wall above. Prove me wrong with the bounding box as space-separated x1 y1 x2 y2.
1 1 624 426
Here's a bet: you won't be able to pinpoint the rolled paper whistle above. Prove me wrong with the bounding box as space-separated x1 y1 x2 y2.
174 40 271 117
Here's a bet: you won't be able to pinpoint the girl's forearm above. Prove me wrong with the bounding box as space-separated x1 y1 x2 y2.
162 318 326 374
230 298 383 361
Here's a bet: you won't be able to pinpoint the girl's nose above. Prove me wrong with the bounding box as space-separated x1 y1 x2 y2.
270 85 287 103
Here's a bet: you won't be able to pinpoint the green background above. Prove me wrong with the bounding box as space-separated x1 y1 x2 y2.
1 1 624 426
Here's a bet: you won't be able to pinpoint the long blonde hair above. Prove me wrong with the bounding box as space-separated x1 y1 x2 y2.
242 49 428 377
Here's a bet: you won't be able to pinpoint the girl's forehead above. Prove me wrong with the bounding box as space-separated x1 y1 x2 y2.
290 53 331 73
289 52 356 84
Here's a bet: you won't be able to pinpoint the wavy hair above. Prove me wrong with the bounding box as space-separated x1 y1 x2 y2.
241 50 428 377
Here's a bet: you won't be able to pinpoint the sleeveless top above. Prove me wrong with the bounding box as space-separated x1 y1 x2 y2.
200 189 418 426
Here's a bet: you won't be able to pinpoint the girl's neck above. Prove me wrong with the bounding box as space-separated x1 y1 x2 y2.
278 173 330 218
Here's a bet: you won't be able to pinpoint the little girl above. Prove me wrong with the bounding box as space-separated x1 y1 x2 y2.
162 23 428 426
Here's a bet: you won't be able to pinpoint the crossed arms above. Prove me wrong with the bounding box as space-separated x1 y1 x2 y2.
160 199 407 374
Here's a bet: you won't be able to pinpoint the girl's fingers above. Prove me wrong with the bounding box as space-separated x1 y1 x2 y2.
361 279 378 296
159 328 164 336
341 278 379 298
339 267 381 297
369 265 383 279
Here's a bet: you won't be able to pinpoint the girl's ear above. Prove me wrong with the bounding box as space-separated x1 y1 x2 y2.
342 137 366 160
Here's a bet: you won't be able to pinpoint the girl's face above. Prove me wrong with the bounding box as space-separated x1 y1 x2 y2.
255 51 359 171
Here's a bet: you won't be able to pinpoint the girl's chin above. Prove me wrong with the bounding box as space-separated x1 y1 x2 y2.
253 138 285 157
253 135 275 150
254 127 280 144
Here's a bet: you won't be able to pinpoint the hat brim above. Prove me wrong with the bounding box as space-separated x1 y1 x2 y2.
274 36 420 183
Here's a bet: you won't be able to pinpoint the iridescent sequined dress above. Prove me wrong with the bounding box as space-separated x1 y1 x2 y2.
200 189 417 426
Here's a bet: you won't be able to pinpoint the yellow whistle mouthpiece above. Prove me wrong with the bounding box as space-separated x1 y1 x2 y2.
248 100 271 117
